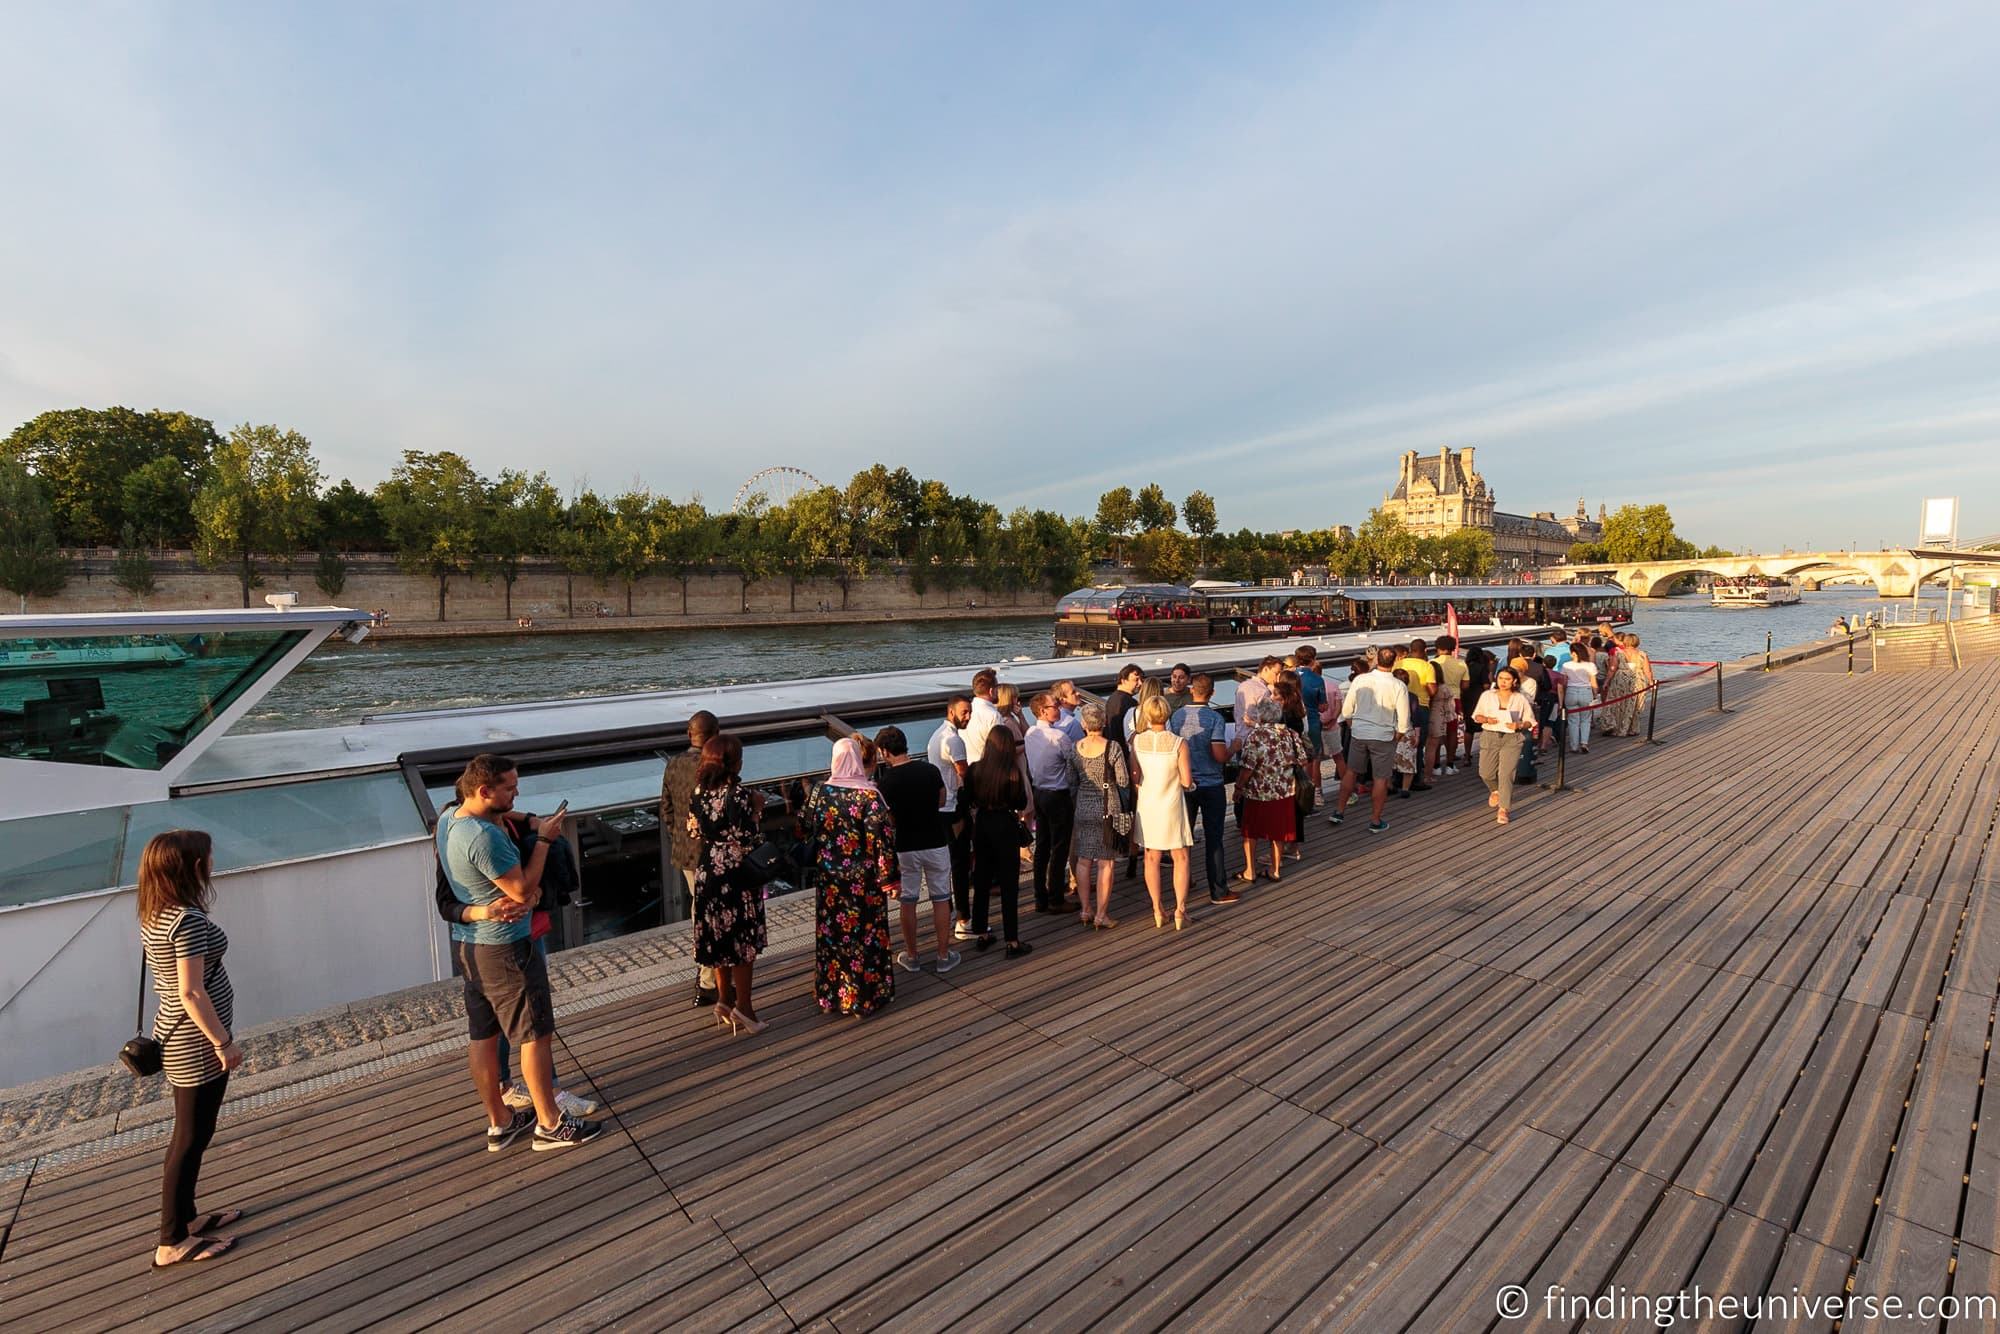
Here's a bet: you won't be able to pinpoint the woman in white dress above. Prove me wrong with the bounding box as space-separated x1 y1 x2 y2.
1131 694 1196 930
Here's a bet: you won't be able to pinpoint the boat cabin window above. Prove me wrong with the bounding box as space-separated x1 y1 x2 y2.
0 629 306 770
0 772 425 909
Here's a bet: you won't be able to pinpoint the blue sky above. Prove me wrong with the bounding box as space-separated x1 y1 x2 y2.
3 1 1997 549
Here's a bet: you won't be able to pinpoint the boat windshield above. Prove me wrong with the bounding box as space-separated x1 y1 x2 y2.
0 629 306 769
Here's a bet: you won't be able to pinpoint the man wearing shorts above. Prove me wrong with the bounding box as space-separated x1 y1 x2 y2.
1329 648 1411 834
439 753 604 1152
876 727 961 973
1400 640 1436 792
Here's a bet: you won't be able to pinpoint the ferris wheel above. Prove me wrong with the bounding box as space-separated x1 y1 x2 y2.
733 465 824 513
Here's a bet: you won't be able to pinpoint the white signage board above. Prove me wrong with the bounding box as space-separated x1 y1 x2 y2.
1920 497 1958 547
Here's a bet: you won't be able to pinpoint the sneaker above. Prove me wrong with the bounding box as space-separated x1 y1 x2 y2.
1209 890 1241 905
1326 812 1344 826
556 1089 603 1118
486 1108 535 1152
934 949 962 974
501 1082 533 1111
952 920 975 941
532 1115 605 1151
1368 820 1390 834
1443 765 1459 776
896 950 924 973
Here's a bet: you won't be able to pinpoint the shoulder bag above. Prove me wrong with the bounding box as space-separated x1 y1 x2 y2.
692 790 783 891
120 934 185 1078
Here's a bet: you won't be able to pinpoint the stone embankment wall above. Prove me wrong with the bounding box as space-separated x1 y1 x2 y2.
16 551 1051 622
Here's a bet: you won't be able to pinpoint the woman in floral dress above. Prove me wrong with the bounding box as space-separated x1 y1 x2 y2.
687 733 770 1033
1231 697 1313 883
802 738 900 1017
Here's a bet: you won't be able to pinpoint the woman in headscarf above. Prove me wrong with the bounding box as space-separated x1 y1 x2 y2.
802 736 900 1016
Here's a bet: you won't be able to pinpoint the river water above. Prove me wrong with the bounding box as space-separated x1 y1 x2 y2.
243 588 1950 734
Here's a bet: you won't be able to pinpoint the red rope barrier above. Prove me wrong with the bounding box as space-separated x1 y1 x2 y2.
1561 661 1720 714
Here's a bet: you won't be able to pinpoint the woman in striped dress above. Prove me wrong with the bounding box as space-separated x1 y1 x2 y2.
139 829 245 1268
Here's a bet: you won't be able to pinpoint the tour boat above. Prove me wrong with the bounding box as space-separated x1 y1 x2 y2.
0 636 190 675
1053 582 1634 657
0 601 1583 1088
1709 577 1803 608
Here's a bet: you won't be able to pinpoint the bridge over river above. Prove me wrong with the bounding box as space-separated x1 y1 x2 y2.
1563 546 1996 598
4 653 1999 1329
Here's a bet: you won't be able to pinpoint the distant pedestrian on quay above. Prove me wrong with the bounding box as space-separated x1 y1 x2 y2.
804 738 899 1016
1472 667 1535 824
688 733 771 1034
140 830 244 1268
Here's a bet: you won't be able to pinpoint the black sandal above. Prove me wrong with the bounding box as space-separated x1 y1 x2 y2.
190 1209 243 1236
1005 941 1034 958
152 1235 235 1269
975 934 995 951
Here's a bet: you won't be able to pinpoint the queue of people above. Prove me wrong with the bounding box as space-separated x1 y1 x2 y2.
132 625 1653 1267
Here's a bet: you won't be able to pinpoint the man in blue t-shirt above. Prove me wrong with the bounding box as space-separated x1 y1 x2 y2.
439 753 602 1154
1171 674 1238 905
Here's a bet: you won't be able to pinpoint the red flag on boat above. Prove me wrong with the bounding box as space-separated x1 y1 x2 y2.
1445 603 1460 643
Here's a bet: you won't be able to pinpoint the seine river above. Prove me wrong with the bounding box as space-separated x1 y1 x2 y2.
243 587 1948 734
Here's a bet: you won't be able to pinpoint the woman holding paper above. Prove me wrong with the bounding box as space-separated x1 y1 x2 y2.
1472 667 1535 825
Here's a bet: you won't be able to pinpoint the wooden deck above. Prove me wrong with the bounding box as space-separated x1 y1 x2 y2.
5 658 2000 1332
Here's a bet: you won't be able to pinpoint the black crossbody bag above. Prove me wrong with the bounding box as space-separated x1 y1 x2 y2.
120 948 185 1077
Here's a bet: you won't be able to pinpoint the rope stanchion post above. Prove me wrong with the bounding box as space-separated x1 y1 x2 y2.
1764 631 1772 672
1645 682 1661 744
1847 631 1854 675
1714 662 1725 713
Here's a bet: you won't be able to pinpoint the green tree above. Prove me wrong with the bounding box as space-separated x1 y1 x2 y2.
1567 540 1610 564
1094 486 1137 565
556 490 619 614
1600 503 1699 562
375 450 486 619
1182 490 1217 569
193 424 324 606
604 488 662 615
1353 507 1417 580
719 510 780 612
1133 528 1193 584
1440 527 1497 579
0 461 69 610
2 407 217 545
483 470 563 619
1134 483 1176 533
314 549 348 599
653 497 719 614
843 465 907 564
318 479 388 551
910 515 970 600
112 527 157 599
121 456 196 548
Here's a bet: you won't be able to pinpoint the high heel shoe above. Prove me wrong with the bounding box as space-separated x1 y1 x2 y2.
1153 910 1167 930
1174 910 1192 931
714 1004 737 1031
729 1009 768 1036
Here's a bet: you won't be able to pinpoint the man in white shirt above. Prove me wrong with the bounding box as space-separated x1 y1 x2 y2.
927 695 974 935
964 668 1003 763
1329 647 1410 833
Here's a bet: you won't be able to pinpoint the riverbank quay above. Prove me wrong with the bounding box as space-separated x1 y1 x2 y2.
5 660 1998 1329
364 602 1056 640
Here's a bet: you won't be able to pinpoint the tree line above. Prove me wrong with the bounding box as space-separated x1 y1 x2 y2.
0 406 1711 614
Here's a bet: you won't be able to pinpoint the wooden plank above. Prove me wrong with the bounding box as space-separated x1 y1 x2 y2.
1752 1231 1853 1334
1876 987 1990 1243
1796 1009 1928 1256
